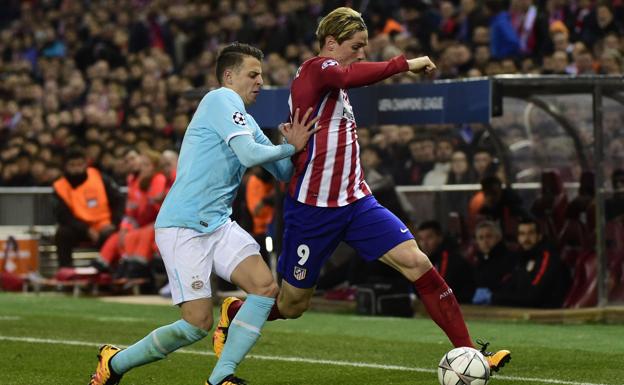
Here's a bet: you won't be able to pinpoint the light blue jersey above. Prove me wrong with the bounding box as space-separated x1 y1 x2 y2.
156 87 293 233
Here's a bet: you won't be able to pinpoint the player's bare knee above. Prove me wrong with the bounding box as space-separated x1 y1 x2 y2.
408 249 432 269
249 280 279 298
182 309 214 331
279 298 310 319
183 313 213 331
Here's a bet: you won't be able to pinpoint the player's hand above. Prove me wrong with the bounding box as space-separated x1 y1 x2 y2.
280 107 321 152
407 56 436 75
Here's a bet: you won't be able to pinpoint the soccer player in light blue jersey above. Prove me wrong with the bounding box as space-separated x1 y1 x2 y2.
88 42 319 385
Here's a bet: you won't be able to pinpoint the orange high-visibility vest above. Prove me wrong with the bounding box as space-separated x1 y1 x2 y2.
246 175 275 236
53 168 112 231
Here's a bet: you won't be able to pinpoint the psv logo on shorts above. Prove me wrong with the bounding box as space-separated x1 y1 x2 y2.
293 266 307 281
232 111 247 126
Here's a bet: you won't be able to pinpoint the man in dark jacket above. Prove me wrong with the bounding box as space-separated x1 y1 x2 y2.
490 218 571 308
417 220 476 303
52 148 123 267
471 220 516 304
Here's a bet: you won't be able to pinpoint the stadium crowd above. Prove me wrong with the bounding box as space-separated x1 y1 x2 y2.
1 0 623 307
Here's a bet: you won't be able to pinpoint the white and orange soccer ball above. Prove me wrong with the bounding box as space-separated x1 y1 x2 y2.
438 347 490 385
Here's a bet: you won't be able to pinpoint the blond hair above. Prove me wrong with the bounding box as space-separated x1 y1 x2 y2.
316 7 367 49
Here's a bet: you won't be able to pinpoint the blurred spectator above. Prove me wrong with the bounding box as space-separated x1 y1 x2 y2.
0 1 622 274
572 47 596 74
457 0 488 44
446 150 478 216
5 151 35 186
471 221 515 305
606 169 624 222
52 148 122 267
93 149 167 275
599 48 623 74
361 145 409 223
395 137 435 185
447 150 477 185
530 169 568 239
471 176 527 239
416 220 476 303
423 138 454 185
489 218 571 308
160 149 179 190
472 148 495 181
581 2 624 49
486 0 521 59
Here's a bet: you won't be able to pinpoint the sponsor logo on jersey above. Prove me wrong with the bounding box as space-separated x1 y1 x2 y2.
294 266 307 281
232 111 247 126
321 59 338 69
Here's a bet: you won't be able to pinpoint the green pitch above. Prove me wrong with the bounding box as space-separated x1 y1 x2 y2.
0 293 622 385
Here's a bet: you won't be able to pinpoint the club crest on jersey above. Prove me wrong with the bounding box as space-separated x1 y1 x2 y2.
232 111 247 126
293 266 307 281
321 59 338 69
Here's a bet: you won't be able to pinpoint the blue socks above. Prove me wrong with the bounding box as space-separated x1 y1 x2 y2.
208 295 275 384
110 319 208 374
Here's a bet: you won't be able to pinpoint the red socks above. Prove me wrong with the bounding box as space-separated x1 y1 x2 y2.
227 299 284 321
413 268 473 348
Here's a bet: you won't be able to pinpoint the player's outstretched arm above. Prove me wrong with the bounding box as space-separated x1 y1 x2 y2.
229 136 296 169
228 108 318 169
406 56 437 75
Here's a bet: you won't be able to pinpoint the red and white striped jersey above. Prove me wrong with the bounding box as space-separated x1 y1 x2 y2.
287 55 408 207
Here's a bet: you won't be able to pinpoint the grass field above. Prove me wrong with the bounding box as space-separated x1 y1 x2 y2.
1 293 623 385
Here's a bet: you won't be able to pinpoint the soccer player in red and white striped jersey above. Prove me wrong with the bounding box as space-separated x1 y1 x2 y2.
215 7 511 373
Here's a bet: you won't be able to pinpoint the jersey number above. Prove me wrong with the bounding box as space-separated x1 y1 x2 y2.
297 244 310 266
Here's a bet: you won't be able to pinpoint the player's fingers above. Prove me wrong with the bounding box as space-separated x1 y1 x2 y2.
305 115 320 131
307 122 322 134
301 107 314 124
293 108 301 124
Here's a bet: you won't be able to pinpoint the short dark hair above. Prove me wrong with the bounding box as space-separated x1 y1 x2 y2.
215 42 263 85
518 216 541 234
417 220 443 236
63 147 86 164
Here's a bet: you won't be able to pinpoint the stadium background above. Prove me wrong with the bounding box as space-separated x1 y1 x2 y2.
1 0 624 317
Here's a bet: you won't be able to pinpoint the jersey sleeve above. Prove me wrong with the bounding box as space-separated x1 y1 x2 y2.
253 127 294 181
202 90 254 144
311 55 409 90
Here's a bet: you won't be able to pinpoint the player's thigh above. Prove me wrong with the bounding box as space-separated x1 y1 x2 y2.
379 239 432 281
344 196 415 261
211 221 265 284
230 254 278 297
277 279 315 319
155 227 213 306
277 196 347 289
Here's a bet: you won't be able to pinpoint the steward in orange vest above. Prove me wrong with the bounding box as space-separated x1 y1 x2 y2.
52 149 122 267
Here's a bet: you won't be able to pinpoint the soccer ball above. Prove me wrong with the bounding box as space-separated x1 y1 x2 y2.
438 347 490 385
